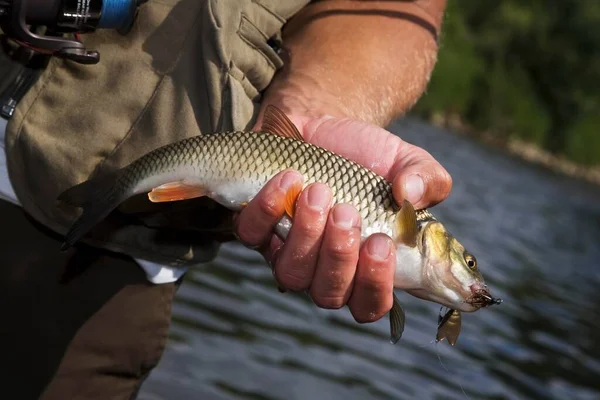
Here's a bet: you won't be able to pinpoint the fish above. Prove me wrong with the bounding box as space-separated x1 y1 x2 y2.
58 105 501 344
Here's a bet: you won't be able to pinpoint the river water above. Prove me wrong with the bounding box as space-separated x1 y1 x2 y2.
139 119 600 400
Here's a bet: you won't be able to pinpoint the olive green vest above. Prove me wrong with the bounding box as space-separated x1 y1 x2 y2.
4 0 310 265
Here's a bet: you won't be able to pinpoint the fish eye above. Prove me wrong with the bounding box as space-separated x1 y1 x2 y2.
465 253 477 270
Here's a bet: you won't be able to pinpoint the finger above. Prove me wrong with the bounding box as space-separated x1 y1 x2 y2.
259 234 284 269
274 183 332 292
348 233 395 323
310 203 361 309
392 146 452 209
260 234 288 293
236 169 303 248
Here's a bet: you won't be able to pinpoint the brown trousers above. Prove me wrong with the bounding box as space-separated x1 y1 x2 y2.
0 199 179 399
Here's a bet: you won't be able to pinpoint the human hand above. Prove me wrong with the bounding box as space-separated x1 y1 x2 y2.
234 113 452 323
233 0 449 324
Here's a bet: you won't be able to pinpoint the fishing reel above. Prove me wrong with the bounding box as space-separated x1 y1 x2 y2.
0 0 146 64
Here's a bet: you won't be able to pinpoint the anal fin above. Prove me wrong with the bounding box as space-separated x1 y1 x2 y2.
148 182 207 203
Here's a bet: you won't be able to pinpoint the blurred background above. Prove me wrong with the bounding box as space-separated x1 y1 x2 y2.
139 2 600 399
413 1 600 179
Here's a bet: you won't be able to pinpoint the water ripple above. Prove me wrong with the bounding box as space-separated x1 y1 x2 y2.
140 119 600 400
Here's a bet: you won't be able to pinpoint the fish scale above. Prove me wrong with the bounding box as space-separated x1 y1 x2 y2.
107 128 438 237
58 105 500 345
116 130 403 237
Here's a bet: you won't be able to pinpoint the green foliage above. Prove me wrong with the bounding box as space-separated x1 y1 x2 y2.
414 4 483 116
566 112 600 165
486 62 552 146
413 0 600 166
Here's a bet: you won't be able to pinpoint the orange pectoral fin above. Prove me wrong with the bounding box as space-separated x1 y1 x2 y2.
284 182 303 218
148 182 207 203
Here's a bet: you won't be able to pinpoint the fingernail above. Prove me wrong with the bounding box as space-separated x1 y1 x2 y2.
332 203 358 230
307 185 331 211
367 235 392 261
279 171 299 190
404 175 424 204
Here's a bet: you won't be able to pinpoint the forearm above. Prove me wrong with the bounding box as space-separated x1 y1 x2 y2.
261 0 447 126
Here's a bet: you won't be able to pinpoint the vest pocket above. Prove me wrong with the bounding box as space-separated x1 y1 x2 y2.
234 13 284 95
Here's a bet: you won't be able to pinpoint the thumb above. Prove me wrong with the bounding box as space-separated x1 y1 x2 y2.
391 146 453 209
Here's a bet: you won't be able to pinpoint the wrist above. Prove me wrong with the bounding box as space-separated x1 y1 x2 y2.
256 0 447 128
258 70 347 121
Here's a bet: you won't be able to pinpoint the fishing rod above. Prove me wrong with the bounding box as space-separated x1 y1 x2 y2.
0 0 146 118
0 0 146 64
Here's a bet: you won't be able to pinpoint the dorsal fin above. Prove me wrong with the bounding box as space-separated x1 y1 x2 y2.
261 105 304 141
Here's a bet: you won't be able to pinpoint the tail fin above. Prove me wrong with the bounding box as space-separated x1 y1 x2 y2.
58 170 125 250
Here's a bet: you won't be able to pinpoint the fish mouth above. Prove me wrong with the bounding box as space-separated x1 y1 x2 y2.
465 284 503 309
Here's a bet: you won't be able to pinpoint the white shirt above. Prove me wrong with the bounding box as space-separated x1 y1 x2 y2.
0 117 188 284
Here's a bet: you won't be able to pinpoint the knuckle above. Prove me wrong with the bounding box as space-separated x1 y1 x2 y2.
314 269 348 293
257 195 284 220
349 280 392 323
357 277 389 297
275 270 311 292
235 222 263 246
312 294 346 310
327 269 349 292
310 269 352 309
289 244 314 262
326 242 358 265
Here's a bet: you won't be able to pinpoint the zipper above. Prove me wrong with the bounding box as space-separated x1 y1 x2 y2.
0 64 40 119
0 42 50 120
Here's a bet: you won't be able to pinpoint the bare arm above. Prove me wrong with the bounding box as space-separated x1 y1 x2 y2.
260 0 448 126
238 1 451 323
